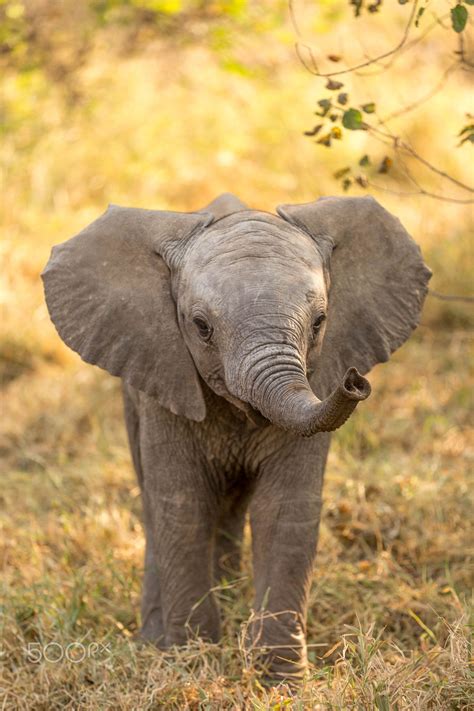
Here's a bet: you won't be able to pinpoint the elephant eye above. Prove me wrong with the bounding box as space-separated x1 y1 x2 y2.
312 313 326 337
193 316 213 342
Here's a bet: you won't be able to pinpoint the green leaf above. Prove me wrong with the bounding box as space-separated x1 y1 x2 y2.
451 4 468 33
361 102 376 114
378 156 393 173
350 0 363 17
368 1 382 13
342 178 352 191
460 132 474 145
303 124 322 137
342 108 364 130
359 154 371 166
415 6 425 27
315 98 331 116
334 166 351 179
317 133 332 147
464 0 474 5
326 79 344 90
459 123 474 135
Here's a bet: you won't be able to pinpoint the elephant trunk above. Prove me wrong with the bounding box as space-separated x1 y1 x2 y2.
256 366 371 436
229 345 371 436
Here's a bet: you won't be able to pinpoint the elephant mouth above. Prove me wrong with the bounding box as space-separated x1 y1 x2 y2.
242 402 271 427
224 389 271 427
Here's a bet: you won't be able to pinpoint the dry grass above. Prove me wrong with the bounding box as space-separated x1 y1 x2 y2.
1 5 473 708
2 327 472 709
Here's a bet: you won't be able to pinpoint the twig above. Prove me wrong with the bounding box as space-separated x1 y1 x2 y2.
402 140 474 193
458 32 474 70
368 124 474 194
429 290 474 303
367 180 474 204
367 111 474 201
295 42 320 75
288 0 303 39
380 63 458 123
356 11 451 76
290 0 418 78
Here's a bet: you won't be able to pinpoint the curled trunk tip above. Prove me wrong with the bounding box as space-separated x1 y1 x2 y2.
340 367 372 402
304 366 371 435
246 364 371 437
228 338 371 437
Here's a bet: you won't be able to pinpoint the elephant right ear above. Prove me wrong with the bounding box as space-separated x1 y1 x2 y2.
277 196 432 398
42 205 212 421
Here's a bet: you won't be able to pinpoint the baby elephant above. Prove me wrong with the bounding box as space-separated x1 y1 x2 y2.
42 193 431 683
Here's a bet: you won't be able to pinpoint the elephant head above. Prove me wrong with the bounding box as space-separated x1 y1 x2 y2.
42 193 431 436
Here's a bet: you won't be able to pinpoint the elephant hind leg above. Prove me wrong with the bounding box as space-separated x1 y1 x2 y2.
214 488 251 584
122 385 165 646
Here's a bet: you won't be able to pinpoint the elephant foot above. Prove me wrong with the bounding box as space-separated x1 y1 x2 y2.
138 606 166 649
245 610 308 686
255 656 307 689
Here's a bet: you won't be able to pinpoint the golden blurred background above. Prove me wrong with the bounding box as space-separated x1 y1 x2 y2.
1 1 473 707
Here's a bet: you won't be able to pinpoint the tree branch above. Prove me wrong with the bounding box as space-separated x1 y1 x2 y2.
292 1 473 203
379 63 458 123
366 181 474 204
355 11 451 76
368 124 474 194
290 0 418 78
429 290 474 303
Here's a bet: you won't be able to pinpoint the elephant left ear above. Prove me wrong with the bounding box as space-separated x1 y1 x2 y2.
42 205 212 420
277 196 432 397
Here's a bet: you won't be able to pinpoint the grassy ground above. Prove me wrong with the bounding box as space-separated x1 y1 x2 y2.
1 325 472 709
1 5 473 708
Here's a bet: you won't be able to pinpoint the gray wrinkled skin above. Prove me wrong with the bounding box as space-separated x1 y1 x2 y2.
42 193 431 684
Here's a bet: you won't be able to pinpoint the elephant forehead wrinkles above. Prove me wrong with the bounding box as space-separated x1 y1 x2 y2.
190 217 319 268
192 269 327 319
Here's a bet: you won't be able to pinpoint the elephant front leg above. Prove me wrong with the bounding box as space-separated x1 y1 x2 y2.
248 497 322 683
139 500 165 646
139 403 222 647
247 437 329 684
146 490 221 647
